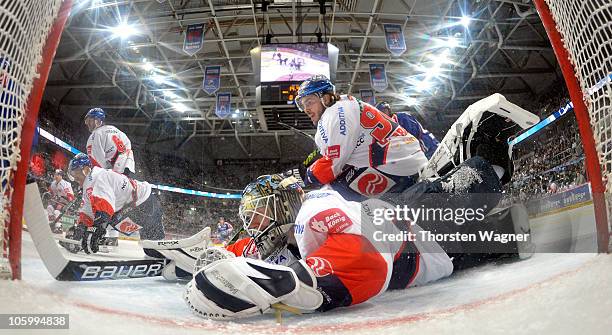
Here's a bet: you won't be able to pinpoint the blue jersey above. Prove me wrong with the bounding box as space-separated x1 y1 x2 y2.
393 112 439 159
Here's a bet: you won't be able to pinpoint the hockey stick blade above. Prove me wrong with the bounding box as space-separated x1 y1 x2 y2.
24 182 167 281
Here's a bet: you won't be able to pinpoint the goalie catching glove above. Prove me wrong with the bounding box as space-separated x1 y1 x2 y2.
184 257 323 320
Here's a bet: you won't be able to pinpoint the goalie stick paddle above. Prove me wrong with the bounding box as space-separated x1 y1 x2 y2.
24 183 167 281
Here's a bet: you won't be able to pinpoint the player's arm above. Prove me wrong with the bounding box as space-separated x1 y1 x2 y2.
305 110 358 185
87 133 106 168
64 181 75 201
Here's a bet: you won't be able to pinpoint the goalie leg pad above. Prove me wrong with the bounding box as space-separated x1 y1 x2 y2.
184 258 323 320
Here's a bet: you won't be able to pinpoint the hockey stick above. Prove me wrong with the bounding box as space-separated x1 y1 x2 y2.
49 192 81 228
277 121 316 144
24 183 167 281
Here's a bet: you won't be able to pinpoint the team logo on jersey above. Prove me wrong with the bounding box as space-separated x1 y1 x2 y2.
306 256 334 277
350 170 395 196
308 208 353 233
116 218 141 235
326 145 341 159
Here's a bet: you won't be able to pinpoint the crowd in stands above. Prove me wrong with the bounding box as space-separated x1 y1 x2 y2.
33 85 594 239
501 92 588 207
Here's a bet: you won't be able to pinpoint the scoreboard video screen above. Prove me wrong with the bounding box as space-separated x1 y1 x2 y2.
260 43 330 82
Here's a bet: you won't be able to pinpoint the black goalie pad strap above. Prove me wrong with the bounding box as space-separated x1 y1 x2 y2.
194 272 256 313
247 262 297 298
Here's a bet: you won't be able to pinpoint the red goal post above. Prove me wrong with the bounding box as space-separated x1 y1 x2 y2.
534 0 611 252
0 0 73 280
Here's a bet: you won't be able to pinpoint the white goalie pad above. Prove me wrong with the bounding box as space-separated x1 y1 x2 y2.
421 93 539 179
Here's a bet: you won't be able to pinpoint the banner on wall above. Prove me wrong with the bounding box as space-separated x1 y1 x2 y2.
369 63 388 92
360 89 376 105
215 92 232 119
202 65 221 95
383 23 406 56
183 23 205 56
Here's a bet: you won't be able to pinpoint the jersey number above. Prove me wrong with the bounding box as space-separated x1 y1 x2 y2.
359 105 407 167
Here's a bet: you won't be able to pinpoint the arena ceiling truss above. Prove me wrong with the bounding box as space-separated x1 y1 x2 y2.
43 0 558 156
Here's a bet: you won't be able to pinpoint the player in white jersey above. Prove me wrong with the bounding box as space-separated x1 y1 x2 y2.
84 108 136 178
291 75 427 201
67 153 164 255
183 168 532 320
46 169 75 229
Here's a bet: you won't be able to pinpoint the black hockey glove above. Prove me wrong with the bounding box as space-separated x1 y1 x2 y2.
284 149 322 187
82 211 111 254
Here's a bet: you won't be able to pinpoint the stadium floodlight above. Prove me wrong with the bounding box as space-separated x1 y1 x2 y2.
142 61 154 72
163 90 179 100
416 79 432 91
150 74 165 84
109 22 137 39
446 37 460 48
172 102 188 113
460 16 471 27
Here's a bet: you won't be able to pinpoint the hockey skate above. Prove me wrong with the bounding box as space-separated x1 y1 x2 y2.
140 227 212 280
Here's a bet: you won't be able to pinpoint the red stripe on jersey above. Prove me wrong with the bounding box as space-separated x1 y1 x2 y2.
306 234 388 305
88 154 102 168
309 156 337 184
78 213 93 227
225 237 253 257
90 196 115 217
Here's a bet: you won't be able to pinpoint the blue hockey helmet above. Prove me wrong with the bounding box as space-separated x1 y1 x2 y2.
295 75 335 111
68 153 92 172
376 101 391 111
85 108 105 121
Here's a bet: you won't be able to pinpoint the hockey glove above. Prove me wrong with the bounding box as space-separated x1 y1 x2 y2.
82 211 111 254
184 258 323 320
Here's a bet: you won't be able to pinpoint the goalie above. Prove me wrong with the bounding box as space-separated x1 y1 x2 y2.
183 165 533 320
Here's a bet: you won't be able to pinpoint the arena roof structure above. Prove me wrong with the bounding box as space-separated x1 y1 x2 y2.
43 0 559 160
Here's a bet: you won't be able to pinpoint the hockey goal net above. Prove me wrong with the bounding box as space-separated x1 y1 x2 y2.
534 0 612 252
0 0 72 280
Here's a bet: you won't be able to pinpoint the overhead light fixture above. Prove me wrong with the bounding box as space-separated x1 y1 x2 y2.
416 80 432 91
109 22 137 39
164 91 179 99
445 37 460 49
142 61 154 71
172 102 188 113
150 74 165 84
460 15 471 27
404 96 418 106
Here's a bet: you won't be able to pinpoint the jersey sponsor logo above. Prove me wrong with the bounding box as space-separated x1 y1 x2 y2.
326 145 341 159
304 192 332 200
87 145 93 156
349 169 395 196
116 218 141 235
337 106 347 135
355 133 365 148
294 224 305 235
308 208 353 233
318 123 329 144
306 256 334 277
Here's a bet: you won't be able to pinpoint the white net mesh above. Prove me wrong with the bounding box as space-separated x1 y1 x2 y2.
0 0 64 278
544 1 612 192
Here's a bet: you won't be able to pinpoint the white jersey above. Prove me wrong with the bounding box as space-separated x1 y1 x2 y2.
308 96 427 186
293 187 453 297
86 125 135 174
79 167 151 222
49 179 74 201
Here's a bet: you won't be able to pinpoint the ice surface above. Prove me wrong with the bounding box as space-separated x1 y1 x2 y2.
1 205 611 335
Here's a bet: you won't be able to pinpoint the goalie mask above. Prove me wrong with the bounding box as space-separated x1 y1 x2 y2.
239 174 304 262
